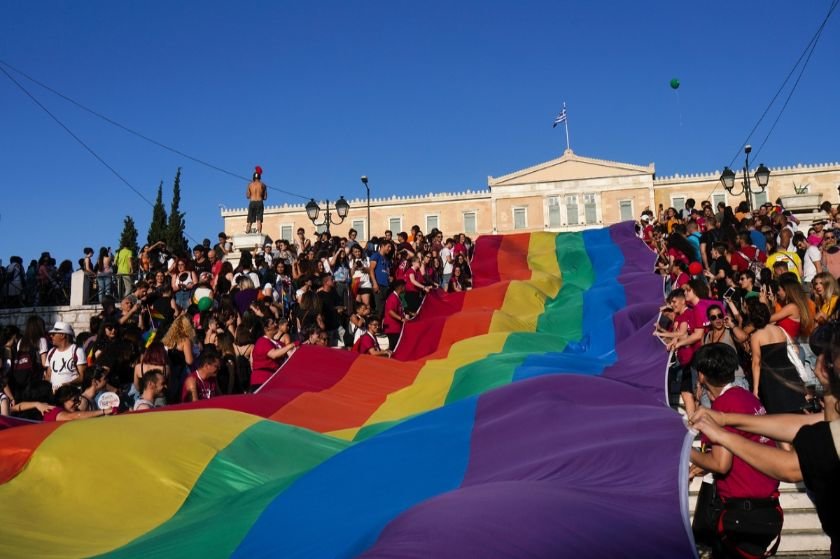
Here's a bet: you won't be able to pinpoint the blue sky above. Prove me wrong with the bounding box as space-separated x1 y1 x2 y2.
1 1 838 264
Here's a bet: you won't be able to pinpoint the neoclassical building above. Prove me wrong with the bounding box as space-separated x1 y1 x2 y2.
221 150 840 240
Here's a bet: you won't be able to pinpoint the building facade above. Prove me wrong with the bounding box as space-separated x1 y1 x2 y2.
221 150 840 240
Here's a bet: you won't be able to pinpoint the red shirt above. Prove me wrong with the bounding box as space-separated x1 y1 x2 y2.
43 407 63 422
702 386 779 500
405 268 421 293
180 371 218 402
382 292 404 334
251 336 284 386
355 332 379 354
674 310 700 366
730 245 766 272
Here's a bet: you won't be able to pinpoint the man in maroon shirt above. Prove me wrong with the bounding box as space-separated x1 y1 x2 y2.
382 280 407 349
690 343 782 559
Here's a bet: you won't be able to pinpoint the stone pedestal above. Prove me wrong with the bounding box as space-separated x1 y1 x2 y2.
70 270 89 306
779 193 824 232
227 233 270 268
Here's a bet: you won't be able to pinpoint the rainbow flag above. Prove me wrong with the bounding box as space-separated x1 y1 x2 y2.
0 223 696 558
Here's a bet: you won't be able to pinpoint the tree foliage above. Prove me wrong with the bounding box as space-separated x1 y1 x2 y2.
118 215 139 255
147 181 168 245
164 167 189 255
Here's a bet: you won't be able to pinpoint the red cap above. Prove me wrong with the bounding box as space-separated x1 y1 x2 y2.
255 165 263 175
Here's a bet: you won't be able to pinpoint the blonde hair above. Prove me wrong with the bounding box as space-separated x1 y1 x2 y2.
814 272 840 315
162 314 196 347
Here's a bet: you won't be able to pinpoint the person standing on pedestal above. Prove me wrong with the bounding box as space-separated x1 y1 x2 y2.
246 166 267 234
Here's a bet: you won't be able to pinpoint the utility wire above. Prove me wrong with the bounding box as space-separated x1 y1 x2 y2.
0 64 200 244
0 59 310 202
704 0 837 202
724 0 838 170
752 0 838 161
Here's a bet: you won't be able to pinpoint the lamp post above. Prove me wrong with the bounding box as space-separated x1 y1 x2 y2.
305 196 350 234
719 145 771 213
362 175 370 241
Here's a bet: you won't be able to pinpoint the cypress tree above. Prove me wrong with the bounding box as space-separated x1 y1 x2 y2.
118 216 139 254
165 167 189 255
147 181 168 245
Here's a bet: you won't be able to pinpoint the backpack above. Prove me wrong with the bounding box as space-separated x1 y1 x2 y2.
737 247 765 277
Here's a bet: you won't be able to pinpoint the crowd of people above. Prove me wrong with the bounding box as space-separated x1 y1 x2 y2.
643 198 839 558
0 225 476 421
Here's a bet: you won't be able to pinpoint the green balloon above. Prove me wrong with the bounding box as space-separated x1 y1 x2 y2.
670 78 680 90
197 297 213 312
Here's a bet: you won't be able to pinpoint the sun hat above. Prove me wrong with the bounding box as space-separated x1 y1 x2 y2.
48 321 75 337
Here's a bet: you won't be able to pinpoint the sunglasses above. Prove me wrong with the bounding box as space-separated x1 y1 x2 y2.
709 314 723 320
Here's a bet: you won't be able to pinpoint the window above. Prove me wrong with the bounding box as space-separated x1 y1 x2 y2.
619 200 633 221
426 215 439 234
547 196 562 228
280 225 293 242
388 217 402 234
463 211 477 234
712 193 726 210
671 196 686 214
752 191 768 208
351 219 366 241
584 193 597 224
566 195 579 226
513 207 527 230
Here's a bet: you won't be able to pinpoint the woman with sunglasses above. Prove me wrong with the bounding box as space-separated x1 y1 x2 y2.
703 304 749 390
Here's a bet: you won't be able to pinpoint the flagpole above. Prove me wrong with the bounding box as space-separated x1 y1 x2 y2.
563 103 571 152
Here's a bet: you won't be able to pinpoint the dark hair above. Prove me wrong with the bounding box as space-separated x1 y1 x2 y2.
54 384 81 406
693 343 738 386
747 298 772 329
194 348 221 370
683 279 708 299
667 288 686 302
139 369 164 392
705 304 724 319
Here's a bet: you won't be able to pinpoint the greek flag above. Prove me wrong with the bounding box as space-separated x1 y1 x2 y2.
552 107 567 128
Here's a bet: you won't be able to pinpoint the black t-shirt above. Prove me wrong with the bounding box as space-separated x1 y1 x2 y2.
317 289 341 331
793 421 840 544
700 229 721 262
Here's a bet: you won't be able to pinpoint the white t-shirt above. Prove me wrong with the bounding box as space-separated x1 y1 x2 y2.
352 257 372 289
802 245 822 282
48 344 86 390
440 247 454 274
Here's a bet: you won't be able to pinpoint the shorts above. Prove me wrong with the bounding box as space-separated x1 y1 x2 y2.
247 201 264 223
357 287 373 296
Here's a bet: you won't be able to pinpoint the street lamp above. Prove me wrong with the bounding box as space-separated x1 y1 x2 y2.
305 196 350 234
719 145 771 212
361 176 371 241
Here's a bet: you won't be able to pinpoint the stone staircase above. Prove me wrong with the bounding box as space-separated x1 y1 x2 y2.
688 477 830 557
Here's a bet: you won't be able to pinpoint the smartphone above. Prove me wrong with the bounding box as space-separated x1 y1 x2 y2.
723 287 736 299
